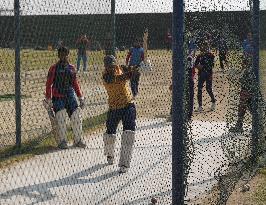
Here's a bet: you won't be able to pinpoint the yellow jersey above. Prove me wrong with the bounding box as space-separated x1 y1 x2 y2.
103 65 133 110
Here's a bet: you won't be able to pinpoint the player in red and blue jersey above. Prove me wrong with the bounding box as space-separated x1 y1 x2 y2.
126 38 144 98
44 46 86 149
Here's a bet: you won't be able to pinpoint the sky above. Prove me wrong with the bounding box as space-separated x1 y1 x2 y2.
0 0 266 15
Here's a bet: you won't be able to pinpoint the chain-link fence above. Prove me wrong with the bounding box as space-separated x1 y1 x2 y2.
0 0 265 204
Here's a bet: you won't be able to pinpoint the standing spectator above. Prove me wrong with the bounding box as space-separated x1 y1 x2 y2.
194 41 216 112
242 32 254 58
76 34 90 72
126 38 144 98
165 28 172 51
218 36 229 72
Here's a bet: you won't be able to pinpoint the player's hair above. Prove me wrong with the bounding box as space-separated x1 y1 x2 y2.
199 41 209 50
57 46 69 55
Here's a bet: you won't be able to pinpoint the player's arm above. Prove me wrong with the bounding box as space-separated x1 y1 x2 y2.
103 68 131 84
126 49 132 65
45 65 56 99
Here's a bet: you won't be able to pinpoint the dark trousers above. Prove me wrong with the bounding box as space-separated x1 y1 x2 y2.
236 90 252 126
130 73 140 97
197 72 216 107
219 53 227 71
106 103 136 134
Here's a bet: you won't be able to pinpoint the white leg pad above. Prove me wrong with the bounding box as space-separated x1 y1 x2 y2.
103 133 116 157
119 130 136 168
55 109 67 143
70 108 83 143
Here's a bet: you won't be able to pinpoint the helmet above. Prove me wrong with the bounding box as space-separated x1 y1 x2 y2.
104 55 116 67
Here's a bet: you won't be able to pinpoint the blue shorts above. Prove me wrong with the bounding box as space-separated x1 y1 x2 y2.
52 96 78 117
106 103 136 134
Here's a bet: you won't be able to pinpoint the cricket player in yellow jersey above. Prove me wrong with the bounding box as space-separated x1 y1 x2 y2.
102 55 139 174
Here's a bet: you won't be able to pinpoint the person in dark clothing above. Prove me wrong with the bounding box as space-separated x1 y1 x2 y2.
229 57 258 133
218 36 229 72
194 41 216 112
76 34 90 72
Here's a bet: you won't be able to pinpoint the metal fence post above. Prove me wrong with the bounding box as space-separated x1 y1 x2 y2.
251 0 260 163
172 0 185 204
14 0 21 148
111 0 116 56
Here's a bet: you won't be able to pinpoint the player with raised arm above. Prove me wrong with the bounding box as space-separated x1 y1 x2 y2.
102 55 139 174
126 38 144 98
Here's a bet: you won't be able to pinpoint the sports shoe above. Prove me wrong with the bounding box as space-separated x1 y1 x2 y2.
107 156 114 165
211 102 216 111
58 140 68 149
118 165 128 174
229 126 244 133
74 140 87 148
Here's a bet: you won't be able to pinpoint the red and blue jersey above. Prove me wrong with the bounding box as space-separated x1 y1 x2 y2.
45 61 82 99
126 46 144 66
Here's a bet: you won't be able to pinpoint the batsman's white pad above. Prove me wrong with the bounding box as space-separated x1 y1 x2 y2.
55 109 67 143
119 130 136 168
103 133 116 157
70 108 83 143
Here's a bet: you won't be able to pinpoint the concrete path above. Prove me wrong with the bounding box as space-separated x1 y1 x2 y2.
0 118 251 205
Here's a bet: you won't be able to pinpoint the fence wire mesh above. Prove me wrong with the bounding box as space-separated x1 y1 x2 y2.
0 0 265 204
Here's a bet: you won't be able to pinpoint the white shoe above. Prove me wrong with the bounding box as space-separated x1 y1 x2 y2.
107 156 114 165
196 107 203 112
211 102 216 111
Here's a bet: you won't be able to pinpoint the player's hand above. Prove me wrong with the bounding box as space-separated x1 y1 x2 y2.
43 98 52 110
79 96 86 109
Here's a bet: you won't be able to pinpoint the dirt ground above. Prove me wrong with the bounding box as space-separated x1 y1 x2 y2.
226 174 261 205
